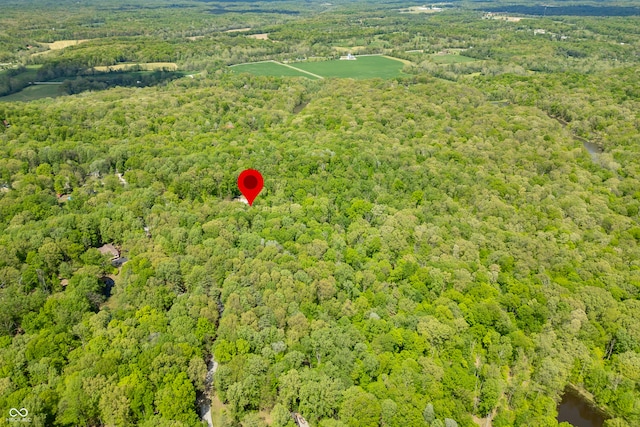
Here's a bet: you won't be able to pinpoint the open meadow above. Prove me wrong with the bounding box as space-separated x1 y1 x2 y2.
231 61 315 78
232 55 406 79
0 84 63 102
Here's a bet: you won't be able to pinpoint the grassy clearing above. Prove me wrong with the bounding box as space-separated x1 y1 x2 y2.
0 84 64 102
1 68 189 102
231 56 406 79
430 54 478 64
32 39 89 56
232 61 314 78
48 71 156 82
293 55 406 79
0 64 41 80
44 40 89 50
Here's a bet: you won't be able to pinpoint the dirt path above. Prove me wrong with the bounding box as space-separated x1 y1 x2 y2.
473 415 493 427
276 62 325 79
231 60 325 79
230 60 276 66
383 55 413 65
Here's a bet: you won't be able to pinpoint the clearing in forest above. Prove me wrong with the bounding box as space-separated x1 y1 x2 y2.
430 53 477 64
42 39 89 50
0 64 40 80
0 84 64 102
399 5 443 13
32 39 89 55
292 55 407 79
231 61 320 79
232 55 407 79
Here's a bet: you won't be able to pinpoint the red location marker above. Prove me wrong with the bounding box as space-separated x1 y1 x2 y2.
237 169 264 206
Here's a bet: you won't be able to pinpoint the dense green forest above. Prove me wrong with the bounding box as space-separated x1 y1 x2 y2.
1 1 639 426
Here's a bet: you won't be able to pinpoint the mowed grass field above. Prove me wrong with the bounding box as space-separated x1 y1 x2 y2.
296 56 406 78
232 55 407 79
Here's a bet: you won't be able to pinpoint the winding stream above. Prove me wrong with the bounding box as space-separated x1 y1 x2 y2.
582 139 603 162
198 358 218 427
546 113 603 162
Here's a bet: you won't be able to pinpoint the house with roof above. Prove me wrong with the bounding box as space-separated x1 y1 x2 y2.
98 243 128 267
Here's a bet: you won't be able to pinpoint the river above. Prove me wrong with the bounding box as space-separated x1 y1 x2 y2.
541 113 604 162
557 387 607 427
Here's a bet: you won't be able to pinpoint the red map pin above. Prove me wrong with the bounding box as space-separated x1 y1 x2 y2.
237 169 264 206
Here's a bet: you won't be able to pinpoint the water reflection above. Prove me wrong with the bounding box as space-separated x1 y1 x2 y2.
557 388 607 427
582 140 603 162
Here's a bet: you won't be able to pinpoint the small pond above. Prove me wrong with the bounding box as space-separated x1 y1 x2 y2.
557 387 607 427
582 140 603 162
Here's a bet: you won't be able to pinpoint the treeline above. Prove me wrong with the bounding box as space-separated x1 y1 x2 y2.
61 70 185 95
0 61 184 99
35 60 89 81
0 0 291 63
0 66 33 97
480 5 640 17
0 61 88 98
3 8 637 100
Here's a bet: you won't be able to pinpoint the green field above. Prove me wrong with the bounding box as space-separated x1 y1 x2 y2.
1 70 192 102
49 70 190 82
430 54 478 64
232 61 314 78
0 64 41 81
232 56 407 79
296 56 406 78
0 84 64 102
